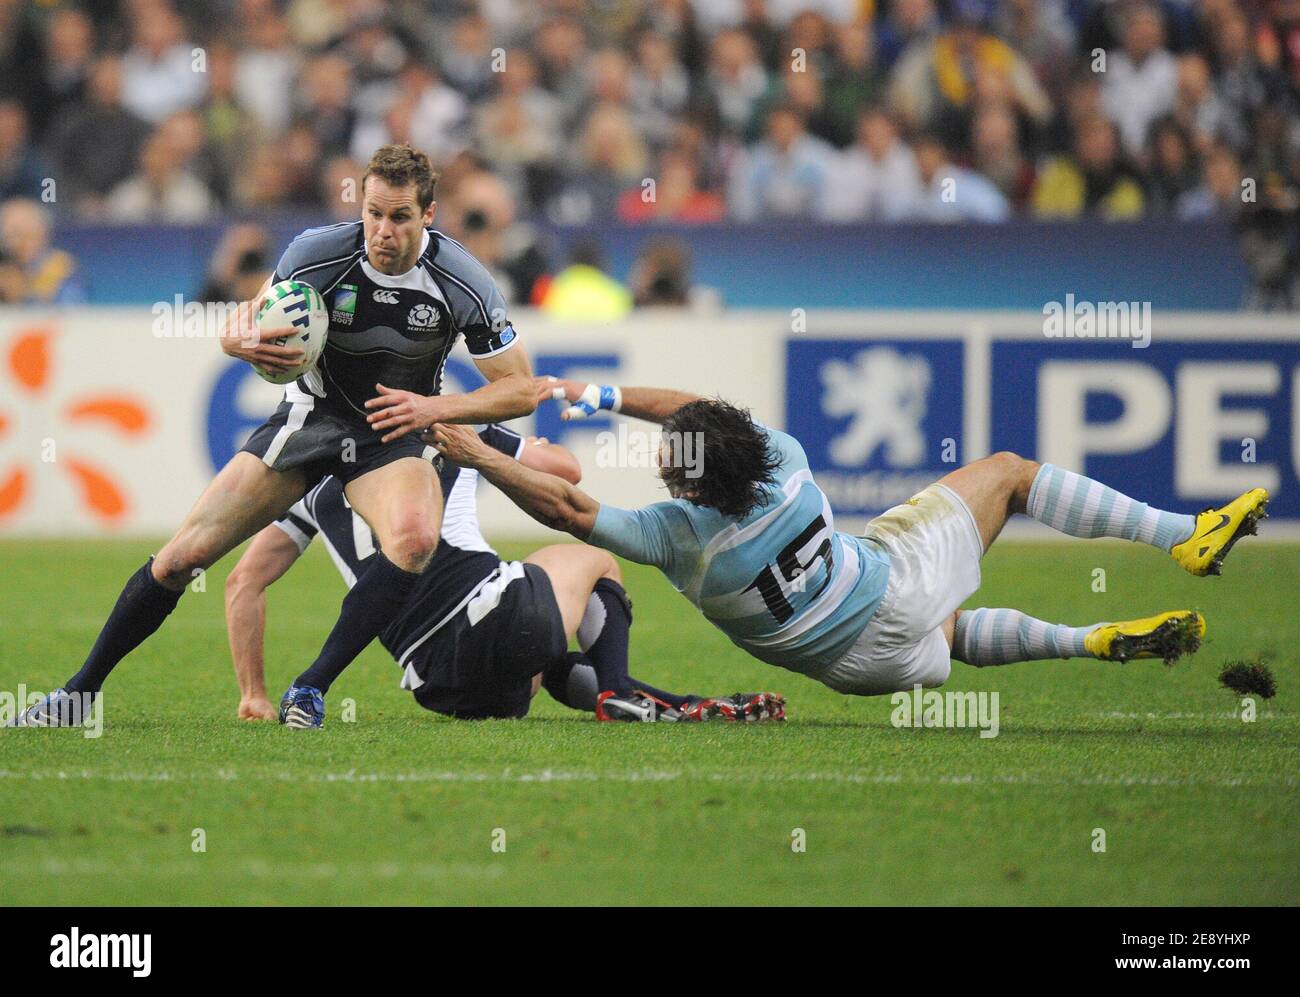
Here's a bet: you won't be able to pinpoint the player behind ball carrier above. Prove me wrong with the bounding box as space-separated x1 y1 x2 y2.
12 144 537 727
225 426 763 724
427 378 1269 697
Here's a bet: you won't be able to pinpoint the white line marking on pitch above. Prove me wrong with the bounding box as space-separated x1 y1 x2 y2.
0 768 1290 788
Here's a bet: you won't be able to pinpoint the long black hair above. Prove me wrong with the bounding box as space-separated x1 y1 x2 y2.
661 399 782 520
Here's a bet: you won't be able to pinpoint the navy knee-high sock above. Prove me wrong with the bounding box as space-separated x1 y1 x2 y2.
577 578 635 696
294 552 419 694
66 558 183 694
542 652 692 712
542 652 600 711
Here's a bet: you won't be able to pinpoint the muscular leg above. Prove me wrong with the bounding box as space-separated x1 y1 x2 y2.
291 457 441 695
525 545 692 708
934 451 1039 554
66 454 307 694
154 454 309 588
524 543 619 638
343 456 443 572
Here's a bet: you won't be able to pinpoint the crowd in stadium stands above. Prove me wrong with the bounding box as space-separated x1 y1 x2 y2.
0 0 1297 305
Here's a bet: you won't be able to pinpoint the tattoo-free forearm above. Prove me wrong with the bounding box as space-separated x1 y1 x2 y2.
476 449 599 538
225 582 270 701
436 373 536 423
614 386 702 424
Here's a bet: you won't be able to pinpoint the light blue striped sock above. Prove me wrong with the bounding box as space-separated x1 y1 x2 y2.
1027 464 1195 551
953 608 1099 666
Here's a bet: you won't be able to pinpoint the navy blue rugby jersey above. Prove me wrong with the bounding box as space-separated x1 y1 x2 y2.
271 222 519 418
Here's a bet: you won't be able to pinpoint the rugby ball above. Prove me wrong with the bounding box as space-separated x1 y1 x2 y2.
253 280 329 384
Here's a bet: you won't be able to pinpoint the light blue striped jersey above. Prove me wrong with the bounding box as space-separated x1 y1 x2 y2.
588 427 891 675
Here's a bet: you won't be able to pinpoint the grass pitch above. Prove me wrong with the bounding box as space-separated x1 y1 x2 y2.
0 538 1296 906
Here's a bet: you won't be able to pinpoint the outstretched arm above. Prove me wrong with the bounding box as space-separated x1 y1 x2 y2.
536 377 702 425
224 524 306 719
430 422 600 539
365 344 537 442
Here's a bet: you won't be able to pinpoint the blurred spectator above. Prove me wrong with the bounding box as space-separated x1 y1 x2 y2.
819 106 923 221
1145 117 1199 213
618 148 725 223
1211 5 1283 136
972 103 1036 212
1173 53 1240 154
439 12 497 103
409 65 470 165
197 223 271 303
539 242 632 321
106 128 216 223
1033 113 1145 220
0 101 51 203
1101 4 1178 158
26 7 96 141
199 44 258 206
1177 142 1245 219
912 133 1010 221
1238 171 1300 309
473 48 565 208
0 198 86 303
820 20 886 147
551 103 650 224
706 28 770 137
234 0 301 134
889 1 1050 142
48 56 151 216
298 54 356 160
993 0 1077 101
533 15 592 120
876 0 941 69
629 237 693 307
439 168 550 305
729 104 835 220
120 3 207 124
629 29 692 150
0 0 1290 237
739 0 784 73
754 60 838 145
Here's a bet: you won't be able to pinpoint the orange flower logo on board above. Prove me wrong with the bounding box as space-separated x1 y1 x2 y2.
0 326 151 524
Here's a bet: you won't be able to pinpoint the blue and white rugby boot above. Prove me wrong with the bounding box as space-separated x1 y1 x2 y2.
279 685 325 728
6 688 96 727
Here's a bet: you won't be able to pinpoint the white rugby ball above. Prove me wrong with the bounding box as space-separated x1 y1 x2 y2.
253 280 329 384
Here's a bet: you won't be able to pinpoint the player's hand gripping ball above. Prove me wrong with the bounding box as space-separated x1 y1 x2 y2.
252 280 329 384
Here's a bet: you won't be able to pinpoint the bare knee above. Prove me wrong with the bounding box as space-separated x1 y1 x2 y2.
384 521 439 572
596 549 620 584
153 534 216 590
987 451 1039 512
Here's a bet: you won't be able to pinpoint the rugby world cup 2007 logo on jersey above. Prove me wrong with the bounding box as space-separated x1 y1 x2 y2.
331 284 358 325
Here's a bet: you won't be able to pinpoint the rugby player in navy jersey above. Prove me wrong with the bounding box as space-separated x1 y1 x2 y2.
12 144 538 727
224 426 769 725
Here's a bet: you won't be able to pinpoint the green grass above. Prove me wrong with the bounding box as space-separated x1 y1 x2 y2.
1 538 1296 906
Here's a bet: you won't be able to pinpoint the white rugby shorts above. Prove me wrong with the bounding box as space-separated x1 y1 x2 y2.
818 483 983 696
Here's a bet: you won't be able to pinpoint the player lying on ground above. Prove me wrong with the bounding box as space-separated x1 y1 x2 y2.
426 377 1269 698
227 425 783 726
10 144 538 728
